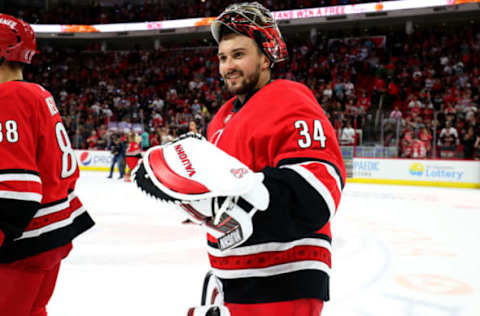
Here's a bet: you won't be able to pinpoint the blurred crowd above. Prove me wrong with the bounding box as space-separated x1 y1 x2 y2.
11 0 399 25
24 22 480 159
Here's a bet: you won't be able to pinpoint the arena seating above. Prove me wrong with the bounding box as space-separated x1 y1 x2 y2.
10 4 480 159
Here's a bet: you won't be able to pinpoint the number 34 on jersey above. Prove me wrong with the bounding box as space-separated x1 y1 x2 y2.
295 119 327 149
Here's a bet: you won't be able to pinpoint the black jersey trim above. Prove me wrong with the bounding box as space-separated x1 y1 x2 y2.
0 197 39 241
0 169 40 176
39 196 69 208
207 233 331 250
220 269 329 303
0 211 95 263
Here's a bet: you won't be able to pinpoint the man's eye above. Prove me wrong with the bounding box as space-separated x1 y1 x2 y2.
234 52 243 58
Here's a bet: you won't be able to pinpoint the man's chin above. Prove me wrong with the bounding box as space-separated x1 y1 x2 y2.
227 84 245 95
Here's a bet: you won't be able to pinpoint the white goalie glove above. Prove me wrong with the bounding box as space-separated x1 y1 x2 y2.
133 133 269 250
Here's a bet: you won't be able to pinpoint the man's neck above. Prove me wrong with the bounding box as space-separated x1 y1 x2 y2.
0 65 23 84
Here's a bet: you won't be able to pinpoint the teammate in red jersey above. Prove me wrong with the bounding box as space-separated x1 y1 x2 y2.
188 3 346 316
0 14 94 316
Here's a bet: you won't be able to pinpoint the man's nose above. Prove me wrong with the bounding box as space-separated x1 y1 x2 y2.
222 57 236 72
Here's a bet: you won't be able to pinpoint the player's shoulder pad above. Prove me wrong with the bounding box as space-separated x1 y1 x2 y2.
263 80 317 107
25 83 59 117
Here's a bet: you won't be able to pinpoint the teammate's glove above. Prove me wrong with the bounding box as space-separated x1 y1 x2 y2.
133 133 269 250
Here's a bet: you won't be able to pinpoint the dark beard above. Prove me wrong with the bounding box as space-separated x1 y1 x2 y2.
225 63 261 96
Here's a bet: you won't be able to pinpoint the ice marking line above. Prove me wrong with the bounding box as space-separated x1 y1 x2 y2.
383 294 463 316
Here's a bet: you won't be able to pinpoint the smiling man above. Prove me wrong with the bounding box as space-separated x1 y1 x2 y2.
184 2 347 316
218 33 269 103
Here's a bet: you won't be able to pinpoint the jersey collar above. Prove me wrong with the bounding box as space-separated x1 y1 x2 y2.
232 79 274 112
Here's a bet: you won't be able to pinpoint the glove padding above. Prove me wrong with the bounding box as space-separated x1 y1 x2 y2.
133 133 269 250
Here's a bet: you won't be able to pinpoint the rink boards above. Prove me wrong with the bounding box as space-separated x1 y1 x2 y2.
74 150 480 189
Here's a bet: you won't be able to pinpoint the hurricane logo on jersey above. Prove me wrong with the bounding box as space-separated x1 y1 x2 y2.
79 152 92 166
409 163 424 176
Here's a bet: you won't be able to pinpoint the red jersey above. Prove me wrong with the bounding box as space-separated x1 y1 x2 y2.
126 141 141 157
411 139 427 158
0 81 94 263
207 80 346 304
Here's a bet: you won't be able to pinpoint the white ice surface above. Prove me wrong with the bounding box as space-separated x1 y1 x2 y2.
48 171 480 316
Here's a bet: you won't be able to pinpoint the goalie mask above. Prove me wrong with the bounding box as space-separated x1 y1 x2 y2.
0 14 38 64
211 2 288 67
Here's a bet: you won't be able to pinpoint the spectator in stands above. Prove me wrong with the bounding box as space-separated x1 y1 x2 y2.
72 128 85 149
474 133 480 159
159 127 173 145
188 120 199 134
407 95 424 118
439 121 459 143
438 121 459 158
140 128 150 150
86 130 98 149
96 125 108 149
356 91 371 112
411 137 427 158
389 105 402 121
340 120 356 145
401 127 414 158
463 126 477 159
418 126 433 157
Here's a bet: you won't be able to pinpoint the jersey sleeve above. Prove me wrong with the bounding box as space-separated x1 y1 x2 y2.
0 92 43 244
254 94 346 240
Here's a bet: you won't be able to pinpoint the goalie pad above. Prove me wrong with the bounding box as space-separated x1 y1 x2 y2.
133 133 269 250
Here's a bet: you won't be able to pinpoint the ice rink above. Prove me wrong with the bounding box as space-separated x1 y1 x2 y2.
48 171 480 316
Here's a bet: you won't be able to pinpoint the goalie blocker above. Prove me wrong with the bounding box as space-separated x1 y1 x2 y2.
133 133 270 250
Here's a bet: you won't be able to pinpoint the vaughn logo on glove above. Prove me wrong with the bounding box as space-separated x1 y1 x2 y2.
174 143 196 177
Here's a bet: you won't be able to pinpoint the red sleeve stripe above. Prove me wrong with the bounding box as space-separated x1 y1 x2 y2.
16 205 86 240
209 245 331 270
25 198 83 230
207 237 331 257
314 162 343 193
300 161 342 212
280 163 339 221
0 173 43 202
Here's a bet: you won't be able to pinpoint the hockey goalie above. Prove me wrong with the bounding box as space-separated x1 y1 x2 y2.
133 2 345 316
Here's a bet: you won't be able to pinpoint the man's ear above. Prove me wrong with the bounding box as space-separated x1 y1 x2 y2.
262 54 271 70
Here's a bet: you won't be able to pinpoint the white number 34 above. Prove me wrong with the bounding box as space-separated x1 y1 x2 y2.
294 120 326 149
